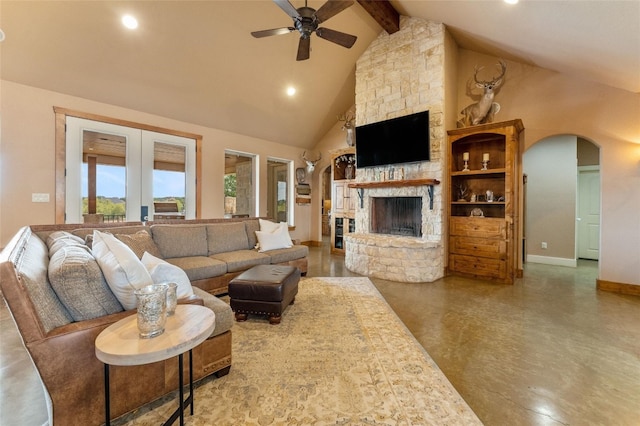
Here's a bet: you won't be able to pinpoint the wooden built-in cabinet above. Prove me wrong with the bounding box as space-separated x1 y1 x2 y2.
330 148 356 254
447 119 524 283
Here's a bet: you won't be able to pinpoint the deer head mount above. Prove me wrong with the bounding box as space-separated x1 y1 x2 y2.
458 60 507 128
302 151 322 173
337 113 356 147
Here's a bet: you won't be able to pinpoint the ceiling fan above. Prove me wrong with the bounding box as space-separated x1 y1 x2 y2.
251 0 357 61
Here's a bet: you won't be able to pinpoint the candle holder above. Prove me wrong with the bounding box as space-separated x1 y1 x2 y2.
481 160 489 170
462 152 470 171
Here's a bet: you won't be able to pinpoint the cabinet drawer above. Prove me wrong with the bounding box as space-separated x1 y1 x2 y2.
449 217 506 238
449 254 506 280
450 236 506 259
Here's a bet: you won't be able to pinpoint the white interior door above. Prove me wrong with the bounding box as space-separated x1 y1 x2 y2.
66 117 195 223
577 166 600 260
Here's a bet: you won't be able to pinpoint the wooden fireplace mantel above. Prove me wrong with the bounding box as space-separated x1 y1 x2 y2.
347 178 440 189
347 178 441 209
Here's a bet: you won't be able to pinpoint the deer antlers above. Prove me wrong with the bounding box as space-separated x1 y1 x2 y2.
302 151 322 173
337 113 355 130
474 60 507 88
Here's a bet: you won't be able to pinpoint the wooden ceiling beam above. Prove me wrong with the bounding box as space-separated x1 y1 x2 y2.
356 0 400 34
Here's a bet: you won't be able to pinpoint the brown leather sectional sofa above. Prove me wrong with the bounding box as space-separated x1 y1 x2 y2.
0 217 308 425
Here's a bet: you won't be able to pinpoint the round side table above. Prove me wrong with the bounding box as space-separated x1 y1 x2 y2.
95 304 215 426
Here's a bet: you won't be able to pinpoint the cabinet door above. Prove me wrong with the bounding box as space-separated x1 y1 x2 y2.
334 183 345 213
348 187 358 214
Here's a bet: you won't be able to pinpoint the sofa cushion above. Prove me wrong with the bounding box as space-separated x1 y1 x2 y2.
191 287 234 337
91 230 154 310
164 256 227 281
46 231 88 257
264 245 310 264
18 234 73 333
211 250 270 273
141 252 194 298
48 245 123 321
116 230 162 260
206 222 250 255
71 225 147 241
244 219 260 249
151 225 208 258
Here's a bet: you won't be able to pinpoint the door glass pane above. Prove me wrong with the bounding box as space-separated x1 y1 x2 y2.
267 159 290 223
224 151 255 218
152 142 186 219
81 130 127 223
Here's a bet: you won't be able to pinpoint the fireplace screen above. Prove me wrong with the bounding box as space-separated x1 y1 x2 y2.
371 197 422 237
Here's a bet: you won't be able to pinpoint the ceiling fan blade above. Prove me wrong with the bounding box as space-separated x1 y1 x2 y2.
315 0 354 23
251 27 296 38
315 27 357 48
297 37 311 61
274 0 301 19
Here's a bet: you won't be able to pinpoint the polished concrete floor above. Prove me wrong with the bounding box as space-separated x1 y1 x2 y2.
2 242 639 425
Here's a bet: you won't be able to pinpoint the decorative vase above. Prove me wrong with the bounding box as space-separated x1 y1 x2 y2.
345 164 354 180
134 284 168 338
165 282 178 316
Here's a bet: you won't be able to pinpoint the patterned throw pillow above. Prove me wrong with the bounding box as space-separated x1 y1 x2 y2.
48 245 123 321
115 230 162 260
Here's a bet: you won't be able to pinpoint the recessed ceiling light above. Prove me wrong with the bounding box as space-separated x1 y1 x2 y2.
504 0 519 4
122 15 138 30
286 86 296 97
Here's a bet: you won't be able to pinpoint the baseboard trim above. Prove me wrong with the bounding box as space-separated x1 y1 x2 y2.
597 279 640 297
302 240 323 247
526 255 577 268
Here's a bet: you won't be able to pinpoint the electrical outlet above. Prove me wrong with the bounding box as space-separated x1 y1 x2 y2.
541 242 548 249
32 193 50 203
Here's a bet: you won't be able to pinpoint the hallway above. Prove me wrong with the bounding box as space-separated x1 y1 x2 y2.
2 242 639 425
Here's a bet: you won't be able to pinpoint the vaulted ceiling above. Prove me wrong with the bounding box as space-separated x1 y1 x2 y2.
1 1 638 149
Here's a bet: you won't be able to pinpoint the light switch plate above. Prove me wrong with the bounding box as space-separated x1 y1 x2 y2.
32 193 50 202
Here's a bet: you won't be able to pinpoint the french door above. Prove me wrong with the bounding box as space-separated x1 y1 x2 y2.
65 117 196 223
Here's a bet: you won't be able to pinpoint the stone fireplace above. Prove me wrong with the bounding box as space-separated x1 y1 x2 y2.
344 16 450 283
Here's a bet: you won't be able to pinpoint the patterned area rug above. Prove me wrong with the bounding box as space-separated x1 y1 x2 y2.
122 277 481 425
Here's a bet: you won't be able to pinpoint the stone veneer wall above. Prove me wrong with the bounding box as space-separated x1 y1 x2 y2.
345 16 446 282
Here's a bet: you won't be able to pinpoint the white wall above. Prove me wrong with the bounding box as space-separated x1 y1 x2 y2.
524 135 577 265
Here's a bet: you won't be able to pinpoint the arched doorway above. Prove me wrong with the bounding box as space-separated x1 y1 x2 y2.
523 135 600 267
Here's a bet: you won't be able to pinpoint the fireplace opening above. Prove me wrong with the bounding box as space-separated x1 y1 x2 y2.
371 197 422 237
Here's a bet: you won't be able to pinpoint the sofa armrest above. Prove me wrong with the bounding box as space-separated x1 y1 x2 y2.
178 294 204 306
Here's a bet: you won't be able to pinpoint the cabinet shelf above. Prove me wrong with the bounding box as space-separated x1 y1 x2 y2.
451 201 505 206
451 168 505 177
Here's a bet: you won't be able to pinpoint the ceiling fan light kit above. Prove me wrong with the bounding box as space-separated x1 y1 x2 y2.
251 0 358 61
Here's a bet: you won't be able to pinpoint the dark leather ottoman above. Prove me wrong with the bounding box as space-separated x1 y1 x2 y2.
228 265 300 324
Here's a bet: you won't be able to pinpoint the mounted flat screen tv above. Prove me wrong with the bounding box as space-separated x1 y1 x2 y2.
355 111 430 168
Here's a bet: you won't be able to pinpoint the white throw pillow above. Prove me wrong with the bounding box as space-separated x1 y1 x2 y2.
258 219 293 248
91 230 154 310
255 223 294 252
141 252 194 299
259 218 282 233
